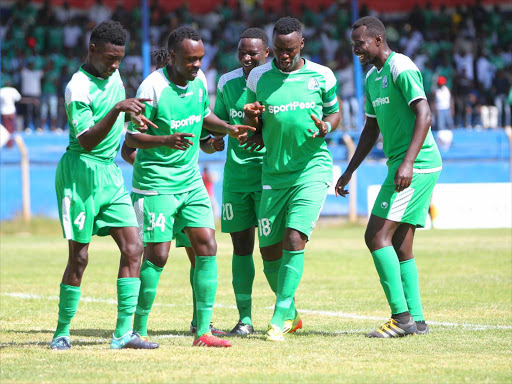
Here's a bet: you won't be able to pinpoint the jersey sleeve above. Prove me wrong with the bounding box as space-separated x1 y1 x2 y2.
65 83 94 137
321 69 339 116
213 82 229 122
246 71 257 104
395 69 426 105
128 79 156 134
200 127 211 141
364 80 376 118
197 70 211 118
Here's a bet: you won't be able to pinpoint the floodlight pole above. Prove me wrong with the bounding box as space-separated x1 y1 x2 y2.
141 0 150 80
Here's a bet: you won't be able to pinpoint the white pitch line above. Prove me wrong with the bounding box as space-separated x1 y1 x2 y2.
3 292 512 331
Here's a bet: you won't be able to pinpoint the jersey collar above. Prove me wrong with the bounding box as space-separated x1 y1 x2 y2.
163 66 190 89
272 58 307 75
375 52 395 74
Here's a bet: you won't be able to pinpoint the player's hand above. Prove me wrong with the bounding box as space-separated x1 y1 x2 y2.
211 136 225 152
164 132 195 151
227 124 257 140
130 114 158 133
243 102 265 118
335 171 352 197
394 161 413 192
116 98 151 114
308 114 329 138
243 132 264 152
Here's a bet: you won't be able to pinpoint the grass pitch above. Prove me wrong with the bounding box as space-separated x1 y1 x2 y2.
0 219 511 383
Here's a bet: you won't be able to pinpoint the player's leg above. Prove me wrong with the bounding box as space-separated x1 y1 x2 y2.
50 240 89 350
229 228 256 335
222 190 256 334
392 224 428 334
51 153 93 350
109 226 157 349
184 245 198 332
181 187 231 347
130 193 177 343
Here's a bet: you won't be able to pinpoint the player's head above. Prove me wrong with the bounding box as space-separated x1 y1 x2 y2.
351 16 387 66
272 17 304 72
87 20 127 78
167 26 204 83
238 28 269 77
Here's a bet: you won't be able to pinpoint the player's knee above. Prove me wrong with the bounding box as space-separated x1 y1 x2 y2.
120 241 144 264
283 230 306 251
364 228 378 250
233 240 253 256
70 250 88 271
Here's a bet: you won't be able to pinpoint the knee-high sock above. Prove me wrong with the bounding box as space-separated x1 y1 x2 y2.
232 254 255 325
190 266 197 327
371 246 408 315
53 284 81 338
400 258 425 321
194 256 218 337
270 250 304 328
133 260 163 337
114 277 141 338
263 258 298 320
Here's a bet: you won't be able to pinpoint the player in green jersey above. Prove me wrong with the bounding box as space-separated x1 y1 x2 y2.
244 17 341 342
336 16 442 338
214 27 272 336
124 27 254 348
50 21 158 350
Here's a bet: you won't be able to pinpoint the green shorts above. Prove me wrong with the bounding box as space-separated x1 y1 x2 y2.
132 185 215 243
55 151 138 243
257 182 329 248
372 167 441 227
221 190 261 233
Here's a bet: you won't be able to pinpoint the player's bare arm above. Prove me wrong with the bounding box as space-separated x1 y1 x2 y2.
121 141 137 165
335 117 380 197
243 131 264 152
203 112 256 139
125 130 195 151
309 111 341 138
394 99 432 192
77 97 151 151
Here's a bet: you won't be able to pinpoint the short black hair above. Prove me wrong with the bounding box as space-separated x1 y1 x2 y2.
240 28 269 48
152 47 169 68
273 17 302 36
90 20 127 46
167 26 201 52
352 16 386 39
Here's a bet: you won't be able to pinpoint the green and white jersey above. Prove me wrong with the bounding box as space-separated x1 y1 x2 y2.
64 67 125 161
214 67 264 193
365 52 442 171
128 67 211 194
246 59 339 189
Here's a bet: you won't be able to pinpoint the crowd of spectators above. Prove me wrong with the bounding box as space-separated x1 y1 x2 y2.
1 0 512 135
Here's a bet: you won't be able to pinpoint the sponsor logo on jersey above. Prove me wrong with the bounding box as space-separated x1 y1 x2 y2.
199 88 203 103
308 78 320 90
381 201 389 209
375 76 382 81
229 109 245 118
170 115 202 129
179 91 193 98
283 77 304 82
268 101 316 115
72 120 78 127
382 76 388 88
372 97 390 108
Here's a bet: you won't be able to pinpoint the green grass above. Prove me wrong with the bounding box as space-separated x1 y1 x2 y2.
1 219 511 383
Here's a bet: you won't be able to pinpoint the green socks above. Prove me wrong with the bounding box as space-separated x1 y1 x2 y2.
371 246 408 315
133 260 163 337
270 250 304 328
263 258 298 320
189 266 197 327
232 254 255 325
400 258 425 321
53 284 81 338
194 256 218 337
114 277 141 338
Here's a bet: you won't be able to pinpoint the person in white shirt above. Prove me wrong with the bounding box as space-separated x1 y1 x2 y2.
0 81 22 147
434 76 454 130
